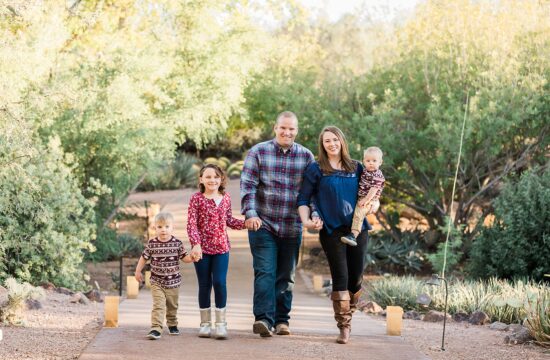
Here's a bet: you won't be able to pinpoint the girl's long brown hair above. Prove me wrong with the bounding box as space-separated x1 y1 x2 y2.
317 126 356 174
198 163 226 194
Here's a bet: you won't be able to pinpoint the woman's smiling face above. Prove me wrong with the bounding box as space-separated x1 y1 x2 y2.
322 130 341 158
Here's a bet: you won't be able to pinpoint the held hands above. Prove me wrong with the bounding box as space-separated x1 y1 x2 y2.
190 244 202 262
304 216 323 230
245 217 262 231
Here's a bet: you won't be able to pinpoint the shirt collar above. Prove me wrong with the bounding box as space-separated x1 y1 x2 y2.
272 138 295 154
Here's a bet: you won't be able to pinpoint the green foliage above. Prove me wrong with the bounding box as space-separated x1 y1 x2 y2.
0 277 45 326
427 218 464 275
366 276 546 324
525 289 550 347
139 152 200 191
366 232 425 273
468 168 550 281
87 230 143 262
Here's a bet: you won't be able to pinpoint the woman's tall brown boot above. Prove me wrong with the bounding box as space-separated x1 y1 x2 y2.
331 291 352 344
349 289 362 314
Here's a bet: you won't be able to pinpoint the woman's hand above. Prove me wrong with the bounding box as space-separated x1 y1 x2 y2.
304 216 323 230
191 244 202 261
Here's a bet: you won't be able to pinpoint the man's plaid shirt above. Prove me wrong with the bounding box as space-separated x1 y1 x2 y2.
240 139 314 238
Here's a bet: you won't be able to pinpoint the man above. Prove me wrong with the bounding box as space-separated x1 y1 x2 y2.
240 111 317 337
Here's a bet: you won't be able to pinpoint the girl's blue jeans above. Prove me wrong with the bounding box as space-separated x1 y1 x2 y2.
193 252 229 309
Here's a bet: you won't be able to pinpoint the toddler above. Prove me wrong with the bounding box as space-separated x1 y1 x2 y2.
341 147 385 246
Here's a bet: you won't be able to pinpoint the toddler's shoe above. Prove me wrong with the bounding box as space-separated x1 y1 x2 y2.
340 234 358 246
168 326 180 335
147 330 161 340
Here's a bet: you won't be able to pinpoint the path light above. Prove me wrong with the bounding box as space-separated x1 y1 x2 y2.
104 296 120 328
386 306 404 336
126 276 139 299
426 274 448 351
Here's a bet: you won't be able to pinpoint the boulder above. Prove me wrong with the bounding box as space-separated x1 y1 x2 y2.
25 299 42 310
423 310 451 322
469 311 490 325
507 324 523 333
70 292 90 304
363 301 383 314
84 289 104 303
403 310 422 320
40 282 55 291
453 311 470 322
56 287 75 296
490 321 509 331
504 327 533 345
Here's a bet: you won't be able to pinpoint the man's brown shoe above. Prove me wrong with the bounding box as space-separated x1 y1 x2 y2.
253 320 272 337
275 323 290 335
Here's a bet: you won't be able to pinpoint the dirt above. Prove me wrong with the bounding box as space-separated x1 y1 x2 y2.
0 290 102 360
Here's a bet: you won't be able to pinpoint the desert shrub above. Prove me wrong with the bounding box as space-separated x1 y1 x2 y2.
0 277 45 326
469 168 550 281
87 230 143 262
366 231 425 273
525 288 550 347
139 152 200 191
366 276 545 324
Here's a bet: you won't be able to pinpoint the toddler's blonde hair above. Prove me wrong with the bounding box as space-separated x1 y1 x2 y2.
364 146 383 160
155 212 174 225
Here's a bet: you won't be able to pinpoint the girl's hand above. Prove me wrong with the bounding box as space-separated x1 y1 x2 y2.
368 200 380 214
191 245 202 261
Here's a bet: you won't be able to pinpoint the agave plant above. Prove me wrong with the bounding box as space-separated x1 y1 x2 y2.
524 289 550 347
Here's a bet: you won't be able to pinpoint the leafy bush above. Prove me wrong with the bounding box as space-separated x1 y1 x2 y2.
469 168 550 281
427 218 464 275
0 277 45 326
366 276 546 324
0 126 96 290
366 231 425 273
139 152 200 191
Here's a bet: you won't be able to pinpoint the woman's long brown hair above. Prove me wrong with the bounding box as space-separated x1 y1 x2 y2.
317 126 356 174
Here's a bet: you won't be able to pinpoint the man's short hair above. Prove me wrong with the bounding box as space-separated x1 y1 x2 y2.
275 111 298 125
155 212 174 225
364 146 383 159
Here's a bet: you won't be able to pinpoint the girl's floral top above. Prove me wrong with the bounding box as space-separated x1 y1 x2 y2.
187 192 245 254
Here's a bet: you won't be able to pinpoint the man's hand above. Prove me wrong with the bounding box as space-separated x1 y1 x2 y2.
135 271 143 283
245 217 262 231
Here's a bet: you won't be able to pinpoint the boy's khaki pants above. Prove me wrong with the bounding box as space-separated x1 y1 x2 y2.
151 283 179 332
351 201 369 234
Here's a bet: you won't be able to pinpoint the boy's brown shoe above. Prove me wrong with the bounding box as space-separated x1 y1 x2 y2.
275 323 290 335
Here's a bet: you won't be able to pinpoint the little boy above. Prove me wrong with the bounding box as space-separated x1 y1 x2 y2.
341 146 385 246
135 212 194 340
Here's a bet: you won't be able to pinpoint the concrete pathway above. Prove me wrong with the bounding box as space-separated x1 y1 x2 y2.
79 181 429 360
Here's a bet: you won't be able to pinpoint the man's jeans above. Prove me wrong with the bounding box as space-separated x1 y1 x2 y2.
248 229 302 328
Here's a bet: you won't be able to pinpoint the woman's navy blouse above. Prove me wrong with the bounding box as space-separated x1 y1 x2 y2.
297 161 371 235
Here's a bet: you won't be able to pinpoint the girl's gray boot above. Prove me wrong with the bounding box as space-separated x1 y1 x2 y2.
199 308 212 338
214 308 227 339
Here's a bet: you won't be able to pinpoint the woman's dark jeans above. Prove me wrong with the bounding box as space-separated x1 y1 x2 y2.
319 226 368 293
193 252 230 309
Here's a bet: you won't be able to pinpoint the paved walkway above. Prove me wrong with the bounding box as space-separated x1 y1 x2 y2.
79 181 429 360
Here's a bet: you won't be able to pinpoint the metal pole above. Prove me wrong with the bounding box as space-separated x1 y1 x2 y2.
441 277 448 351
119 256 123 297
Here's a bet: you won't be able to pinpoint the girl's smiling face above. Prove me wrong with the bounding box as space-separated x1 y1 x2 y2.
200 167 222 193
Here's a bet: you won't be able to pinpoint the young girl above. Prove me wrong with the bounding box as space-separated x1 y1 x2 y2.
187 163 245 339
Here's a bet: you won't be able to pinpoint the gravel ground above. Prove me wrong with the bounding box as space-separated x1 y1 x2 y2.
0 290 102 360
368 314 550 360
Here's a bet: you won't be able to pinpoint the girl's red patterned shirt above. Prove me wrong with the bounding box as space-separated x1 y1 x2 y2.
187 192 245 255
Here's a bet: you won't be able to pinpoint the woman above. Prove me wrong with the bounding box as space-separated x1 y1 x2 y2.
297 126 378 344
